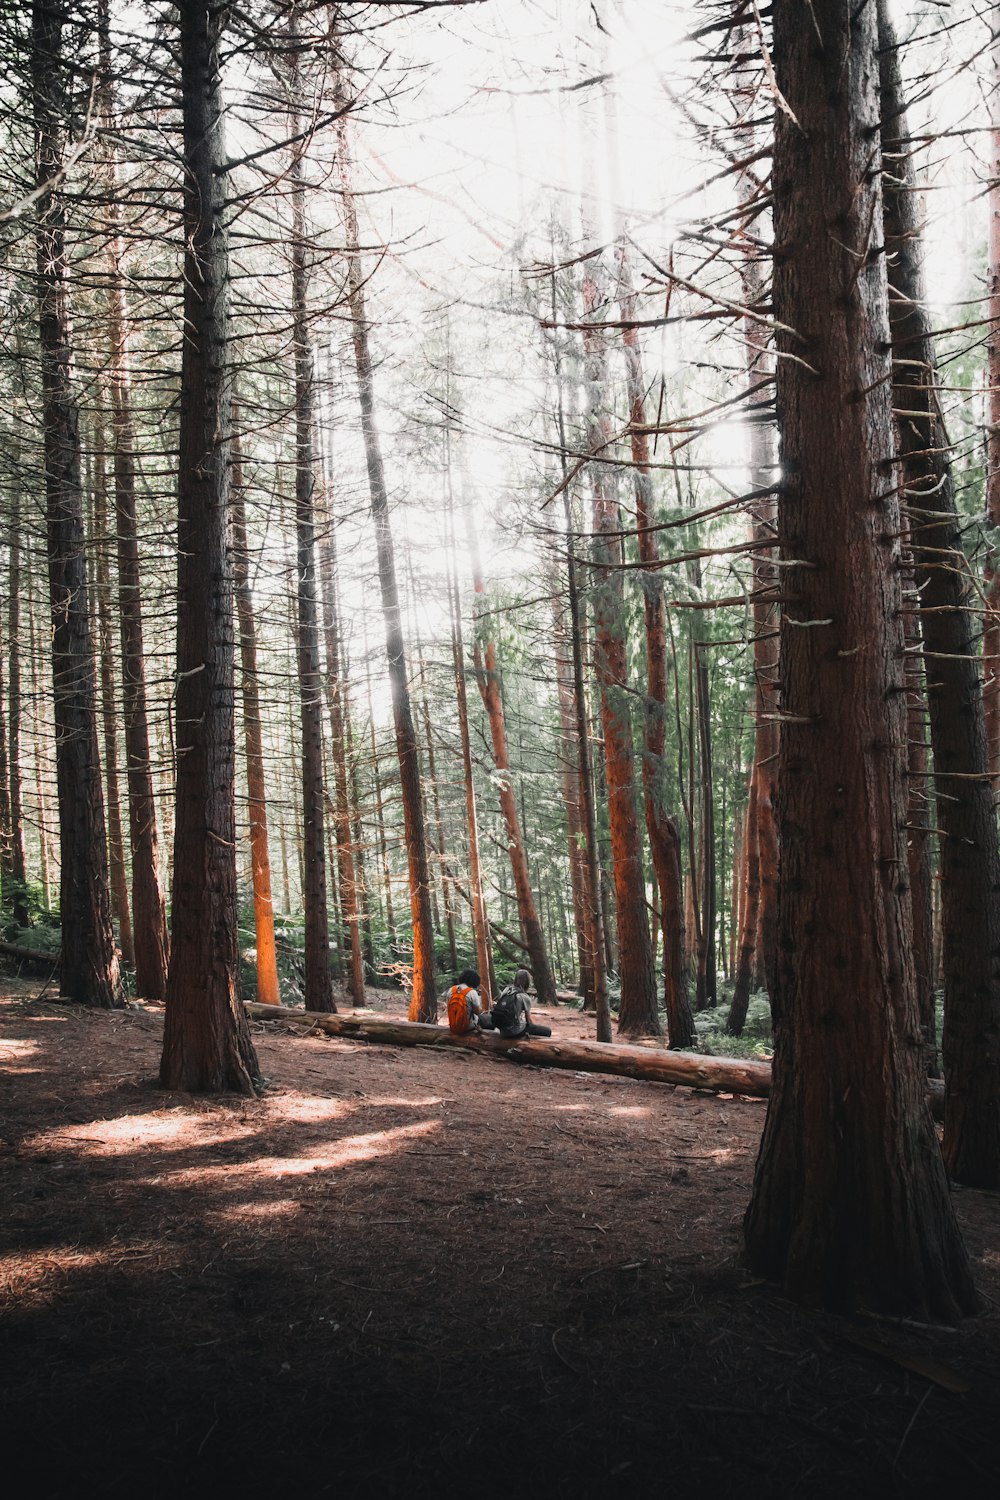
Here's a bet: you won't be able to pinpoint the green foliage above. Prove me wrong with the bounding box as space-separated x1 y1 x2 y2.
693 992 773 1060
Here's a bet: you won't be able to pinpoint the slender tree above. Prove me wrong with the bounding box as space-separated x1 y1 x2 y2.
744 0 975 1315
286 27 334 1012
231 423 281 1006
335 96 437 1021
97 0 169 999
580 243 659 1037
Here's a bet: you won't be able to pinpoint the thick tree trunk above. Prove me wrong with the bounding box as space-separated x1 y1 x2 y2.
31 0 122 1009
463 498 556 1007
335 107 436 1022
879 0 1000 1187
231 425 281 1007
288 87 333 1014
984 35 1000 784
744 0 975 1317
160 0 260 1094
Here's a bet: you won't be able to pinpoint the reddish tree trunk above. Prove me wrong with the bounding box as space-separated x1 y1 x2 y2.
744 0 975 1316
160 0 260 1093
581 255 659 1038
463 499 557 1008
231 425 281 1007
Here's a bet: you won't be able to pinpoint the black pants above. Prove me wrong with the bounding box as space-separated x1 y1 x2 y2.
480 1018 552 1039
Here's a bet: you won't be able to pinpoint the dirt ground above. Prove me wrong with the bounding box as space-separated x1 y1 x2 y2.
1 976 998 1499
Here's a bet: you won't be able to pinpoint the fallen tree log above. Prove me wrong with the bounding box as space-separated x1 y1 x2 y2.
0 939 60 967
246 1002 771 1095
245 1002 946 1120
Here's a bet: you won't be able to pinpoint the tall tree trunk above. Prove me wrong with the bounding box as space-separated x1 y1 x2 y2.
231 422 281 1007
97 0 168 997
0 576 11 890
545 256 610 1035
31 0 122 1008
413 625 458 973
288 64 333 1013
335 104 436 1021
446 494 494 1005
363 642 396 940
726 768 759 1035
160 0 260 1093
92 412 135 966
581 253 659 1037
984 32 1000 784
744 0 975 1316
615 236 693 1046
552 595 594 1002
903 592 937 1073
694 640 717 1008
463 497 557 1008
736 132 780 1004
27 587 53 910
317 495 366 1007
6 482 28 924
879 0 1000 1187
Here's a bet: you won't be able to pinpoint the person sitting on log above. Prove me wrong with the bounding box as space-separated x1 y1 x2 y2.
446 969 484 1035
481 967 552 1039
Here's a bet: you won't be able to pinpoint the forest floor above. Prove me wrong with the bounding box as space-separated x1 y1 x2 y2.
1 976 998 1500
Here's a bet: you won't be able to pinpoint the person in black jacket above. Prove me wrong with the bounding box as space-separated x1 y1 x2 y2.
482 967 552 1038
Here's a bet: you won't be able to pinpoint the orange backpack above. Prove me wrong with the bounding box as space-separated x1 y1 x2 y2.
447 983 473 1034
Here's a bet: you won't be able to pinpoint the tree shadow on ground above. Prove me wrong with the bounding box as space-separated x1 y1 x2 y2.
0 991 997 1498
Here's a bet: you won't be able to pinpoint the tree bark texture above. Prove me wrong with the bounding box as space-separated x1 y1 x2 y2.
32 0 123 1009
94 0 170 997
335 107 437 1022
463 497 557 1008
5 480 28 924
446 494 494 1006
317 500 366 1007
879 0 1000 1188
289 97 334 1013
160 0 261 1094
983 33 1000 784
231 426 281 1007
616 237 693 1046
92 418 135 966
581 259 659 1038
744 0 975 1317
